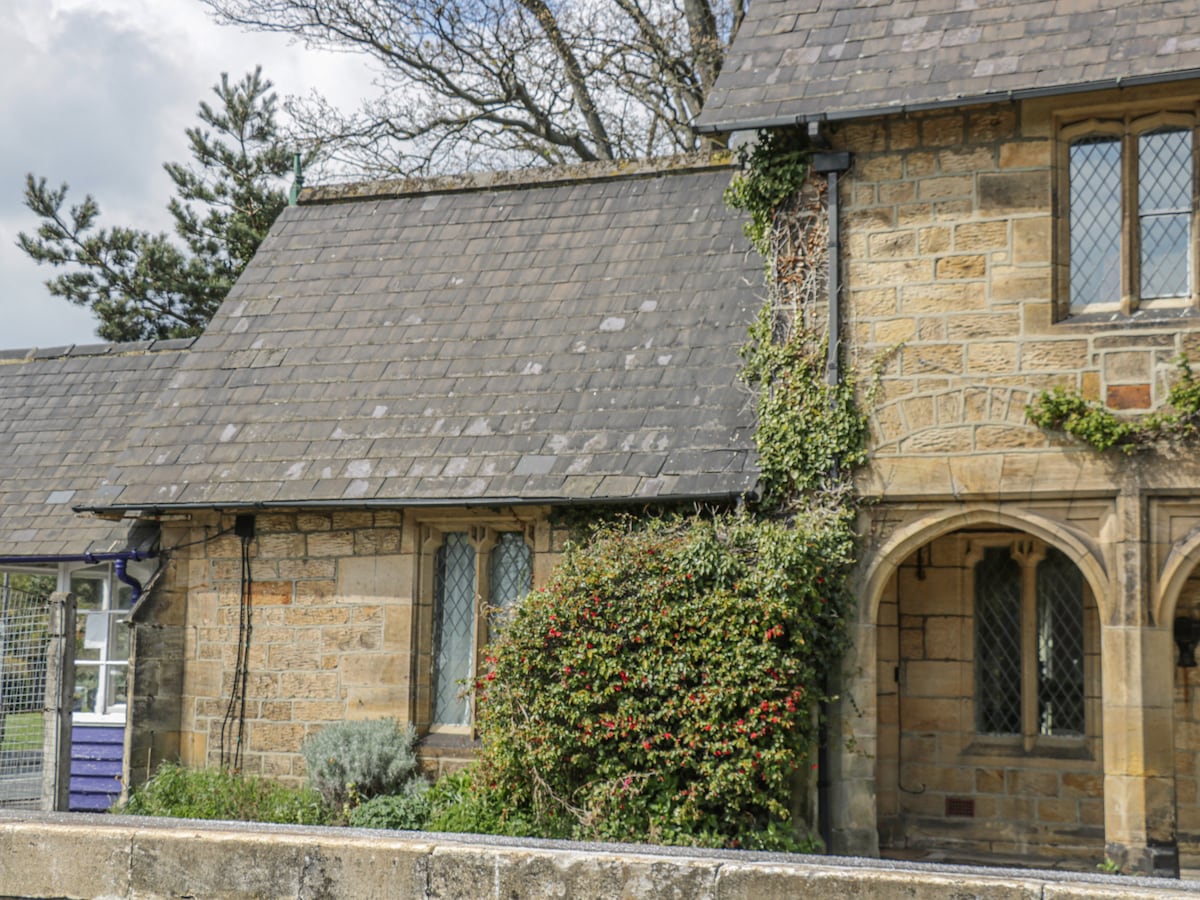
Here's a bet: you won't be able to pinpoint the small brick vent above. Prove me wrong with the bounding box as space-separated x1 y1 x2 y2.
945 797 975 818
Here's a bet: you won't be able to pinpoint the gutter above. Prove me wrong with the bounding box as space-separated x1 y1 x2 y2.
694 68 1200 134
75 490 755 517
0 548 156 607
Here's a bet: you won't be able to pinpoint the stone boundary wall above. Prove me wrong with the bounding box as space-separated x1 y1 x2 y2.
2 812 1198 900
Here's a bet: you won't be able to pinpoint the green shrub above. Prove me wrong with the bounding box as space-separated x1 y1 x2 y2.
120 763 327 824
348 777 432 830
425 768 544 838
473 512 854 850
301 718 418 808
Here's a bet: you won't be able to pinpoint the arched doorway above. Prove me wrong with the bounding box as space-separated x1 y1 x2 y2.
874 527 1104 864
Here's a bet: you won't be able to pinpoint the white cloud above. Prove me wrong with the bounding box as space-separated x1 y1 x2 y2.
0 0 376 349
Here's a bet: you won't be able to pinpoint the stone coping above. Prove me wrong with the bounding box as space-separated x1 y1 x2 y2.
3 811 1200 899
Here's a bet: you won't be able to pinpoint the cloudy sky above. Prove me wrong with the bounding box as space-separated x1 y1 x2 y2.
1 0 376 349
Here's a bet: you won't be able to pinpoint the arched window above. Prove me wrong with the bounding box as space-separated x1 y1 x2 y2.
973 542 1086 743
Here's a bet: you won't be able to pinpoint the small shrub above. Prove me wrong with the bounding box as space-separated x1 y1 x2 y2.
301 718 418 808
120 763 327 824
348 777 432 830
425 768 544 838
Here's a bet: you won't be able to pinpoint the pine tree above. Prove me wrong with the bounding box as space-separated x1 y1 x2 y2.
18 68 295 341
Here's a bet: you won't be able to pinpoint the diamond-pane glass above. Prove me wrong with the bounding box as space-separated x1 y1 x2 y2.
1139 129 1192 299
432 532 476 726
975 546 1023 735
1035 548 1085 736
1069 137 1122 307
487 532 531 639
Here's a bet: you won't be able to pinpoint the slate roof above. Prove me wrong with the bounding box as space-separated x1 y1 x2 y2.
0 340 192 557
96 155 761 510
697 0 1200 132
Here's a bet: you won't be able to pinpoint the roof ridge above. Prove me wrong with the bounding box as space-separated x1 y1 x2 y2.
0 336 197 365
300 150 735 205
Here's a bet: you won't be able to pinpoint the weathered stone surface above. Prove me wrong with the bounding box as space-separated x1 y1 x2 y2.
3 814 1196 900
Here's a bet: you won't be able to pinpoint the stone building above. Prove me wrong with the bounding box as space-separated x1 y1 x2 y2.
696 0 1200 878
80 157 763 782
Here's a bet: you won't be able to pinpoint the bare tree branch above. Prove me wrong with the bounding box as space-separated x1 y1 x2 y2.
200 0 737 176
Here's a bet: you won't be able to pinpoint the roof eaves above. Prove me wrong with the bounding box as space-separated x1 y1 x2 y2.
695 68 1200 134
77 489 754 516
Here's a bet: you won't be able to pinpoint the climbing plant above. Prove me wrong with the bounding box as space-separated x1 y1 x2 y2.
461 130 868 851
1026 357 1200 453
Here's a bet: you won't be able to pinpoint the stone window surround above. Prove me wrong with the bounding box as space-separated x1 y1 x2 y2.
1055 95 1200 321
413 512 537 736
961 533 1097 760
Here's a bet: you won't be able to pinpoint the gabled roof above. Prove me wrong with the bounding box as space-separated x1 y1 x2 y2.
96 155 761 511
0 340 192 557
697 0 1200 132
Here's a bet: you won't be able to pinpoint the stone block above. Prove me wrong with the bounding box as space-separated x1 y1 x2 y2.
859 154 904 181
901 343 964 376
967 108 1017 142
338 554 413 601
879 181 916 204
1021 339 1089 371
890 119 919 149
341 653 407 686
842 120 889 152
254 580 294 606
919 225 951 254
967 342 1017 375
919 175 974 201
294 579 338 605
248 721 308 752
279 670 340 699
851 287 900 316
322 625 382 652
297 512 333 531
976 767 1005 793
267 644 321 670
975 425 1047 450
874 317 917 344
979 171 1050 213
946 312 1020 339
903 396 935 430
939 147 995 173
906 151 937 178
285 606 352 626
901 282 986 312
922 116 964 147
1104 350 1151 382
900 427 974 454
936 254 987 279
1106 384 1151 410
868 230 916 258
1013 217 1051 263
278 557 336 580
999 141 1051 169
256 531 307 559
332 510 374 529
954 221 1008 251
990 265 1051 301
307 530 356 557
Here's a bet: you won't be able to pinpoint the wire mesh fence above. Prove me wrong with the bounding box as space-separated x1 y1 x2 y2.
0 582 52 809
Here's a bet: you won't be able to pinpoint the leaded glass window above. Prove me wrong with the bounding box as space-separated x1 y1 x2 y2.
432 532 476 726
1036 548 1085 736
974 547 1023 735
487 532 531 639
1069 136 1122 309
1139 128 1192 300
973 540 1088 743
1066 117 1196 313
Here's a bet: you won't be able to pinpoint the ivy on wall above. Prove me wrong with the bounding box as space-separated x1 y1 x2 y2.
1026 357 1200 453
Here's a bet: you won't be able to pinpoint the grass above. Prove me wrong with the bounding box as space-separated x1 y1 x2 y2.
0 712 43 753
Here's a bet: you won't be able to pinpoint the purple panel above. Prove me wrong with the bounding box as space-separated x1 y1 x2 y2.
71 758 123 777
